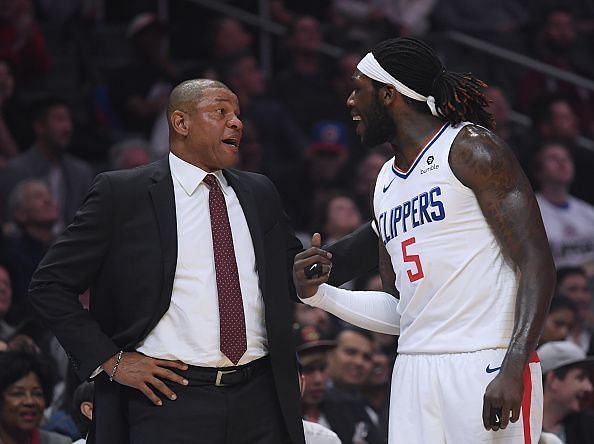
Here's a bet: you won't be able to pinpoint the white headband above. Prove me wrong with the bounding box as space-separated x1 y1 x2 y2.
357 52 440 117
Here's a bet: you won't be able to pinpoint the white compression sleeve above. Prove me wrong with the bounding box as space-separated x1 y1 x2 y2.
301 284 400 335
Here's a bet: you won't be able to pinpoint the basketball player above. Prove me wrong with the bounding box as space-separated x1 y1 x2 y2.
293 37 555 443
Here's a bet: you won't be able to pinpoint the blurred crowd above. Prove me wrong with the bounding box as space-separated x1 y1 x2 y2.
0 0 594 443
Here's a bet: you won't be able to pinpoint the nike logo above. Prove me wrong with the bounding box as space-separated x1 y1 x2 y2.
383 177 396 193
486 364 501 374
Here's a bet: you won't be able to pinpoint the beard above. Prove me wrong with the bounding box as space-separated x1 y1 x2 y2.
361 96 396 147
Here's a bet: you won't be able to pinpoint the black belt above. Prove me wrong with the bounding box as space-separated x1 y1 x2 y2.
184 355 270 387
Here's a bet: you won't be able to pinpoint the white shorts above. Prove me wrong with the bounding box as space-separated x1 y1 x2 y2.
388 349 542 444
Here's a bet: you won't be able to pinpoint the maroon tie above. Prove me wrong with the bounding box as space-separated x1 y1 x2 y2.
203 174 247 364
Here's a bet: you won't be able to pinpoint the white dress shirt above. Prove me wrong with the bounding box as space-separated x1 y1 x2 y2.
303 420 342 444
136 152 268 367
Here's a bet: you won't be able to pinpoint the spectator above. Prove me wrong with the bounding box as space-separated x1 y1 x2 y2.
1 180 58 328
539 341 594 443
108 138 151 170
278 121 352 232
325 327 384 444
0 180 69 397
327 327 371 392
531 96 594 203
296 326 336 426
210 18 253 61
0 264 14 344
313 192 362 244
556 267 594 355
362 348 391 440
71 382 93 444
297 349 341 444
0 97 94 229
540 296 579 346
484 86 530 163
533 141 594 268
0 349 71 444
110 13 179 136
533 96 581 144
273 16 337 134
296 325 384 444
0 0 51 85
221 53 306 180
519 6 594 137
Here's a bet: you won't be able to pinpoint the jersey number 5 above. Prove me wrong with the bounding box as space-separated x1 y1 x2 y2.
401 237 424 282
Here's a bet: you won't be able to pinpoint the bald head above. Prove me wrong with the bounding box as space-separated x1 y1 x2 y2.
167 79 231 121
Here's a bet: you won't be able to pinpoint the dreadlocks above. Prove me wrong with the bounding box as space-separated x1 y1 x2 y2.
371 37 494 129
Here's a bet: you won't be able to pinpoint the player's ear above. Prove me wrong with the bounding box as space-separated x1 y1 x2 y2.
381 84 397 106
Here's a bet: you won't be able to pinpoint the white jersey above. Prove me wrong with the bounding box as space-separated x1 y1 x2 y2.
373 122 518 354
536 193 594 268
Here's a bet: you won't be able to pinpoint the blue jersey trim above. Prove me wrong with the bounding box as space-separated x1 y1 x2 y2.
391 123 449 180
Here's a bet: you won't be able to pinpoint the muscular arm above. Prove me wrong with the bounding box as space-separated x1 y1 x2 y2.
450 125 555 429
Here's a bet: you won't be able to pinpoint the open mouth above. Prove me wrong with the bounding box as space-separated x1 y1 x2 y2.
222 138 239 149
351 113 364 135
19 411 38 422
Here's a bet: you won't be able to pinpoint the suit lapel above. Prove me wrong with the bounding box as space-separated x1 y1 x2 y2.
223 169 267 295
148 159 178 315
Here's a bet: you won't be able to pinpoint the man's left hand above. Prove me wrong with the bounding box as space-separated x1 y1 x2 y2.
482 369 524 431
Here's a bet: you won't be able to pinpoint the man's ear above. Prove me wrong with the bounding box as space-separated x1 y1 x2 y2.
171 110 189 136
381 85 397 106
80 401 93 421
545 371 558 391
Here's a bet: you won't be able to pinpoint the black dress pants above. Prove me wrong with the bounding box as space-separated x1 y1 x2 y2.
126 363 293 444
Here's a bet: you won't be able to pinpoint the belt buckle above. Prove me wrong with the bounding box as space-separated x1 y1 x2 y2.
215 369 237 387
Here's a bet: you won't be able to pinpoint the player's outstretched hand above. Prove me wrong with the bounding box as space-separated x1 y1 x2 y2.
293 233 333 299
101 351 189 406
482 369 524 432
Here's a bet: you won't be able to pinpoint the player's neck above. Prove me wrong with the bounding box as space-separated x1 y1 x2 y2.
392 116 444 171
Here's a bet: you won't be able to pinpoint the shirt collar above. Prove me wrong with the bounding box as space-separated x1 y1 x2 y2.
168 152 228 196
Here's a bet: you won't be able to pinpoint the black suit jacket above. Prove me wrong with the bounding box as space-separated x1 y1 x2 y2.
29 158 379 444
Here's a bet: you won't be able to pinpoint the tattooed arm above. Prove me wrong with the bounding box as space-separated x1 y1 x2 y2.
449 125 555 431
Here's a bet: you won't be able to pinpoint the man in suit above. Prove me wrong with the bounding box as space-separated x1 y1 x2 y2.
28 79 378 444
